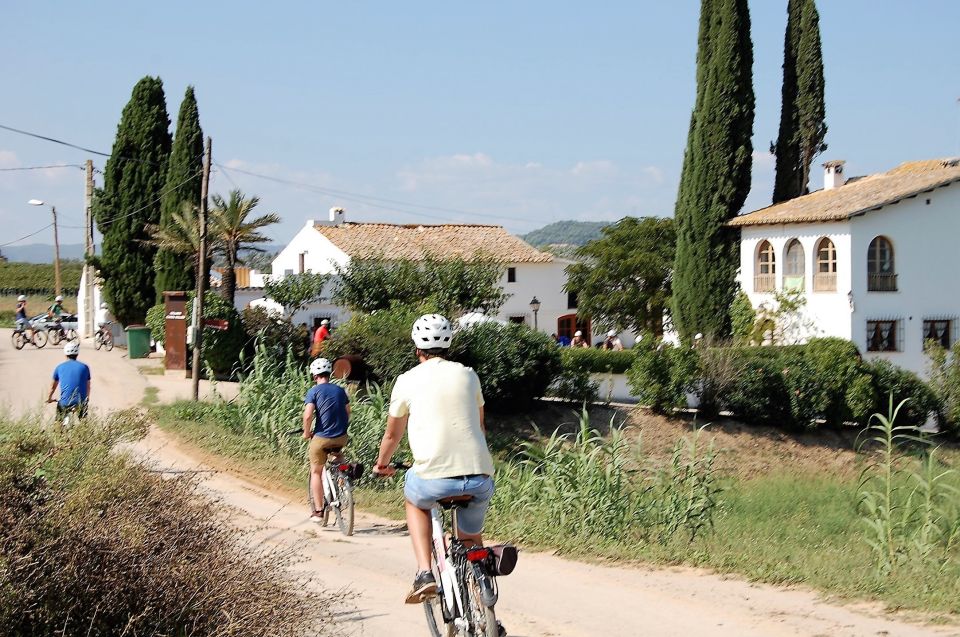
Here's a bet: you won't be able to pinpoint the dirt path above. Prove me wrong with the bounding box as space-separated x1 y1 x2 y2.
1 329 955 637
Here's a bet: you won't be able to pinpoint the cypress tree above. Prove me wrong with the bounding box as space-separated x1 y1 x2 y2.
95 77 172 325
672 0 756 340
772 0 827 203
154 86 204 300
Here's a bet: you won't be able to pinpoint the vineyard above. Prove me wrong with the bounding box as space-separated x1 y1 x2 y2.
0 261 84 296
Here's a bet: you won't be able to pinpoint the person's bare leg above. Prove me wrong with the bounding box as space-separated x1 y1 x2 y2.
310 463 325 513
406 500 434 572
457 530 483 548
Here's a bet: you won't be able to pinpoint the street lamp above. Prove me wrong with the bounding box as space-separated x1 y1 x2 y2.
529 296 541 330
28 199 61 296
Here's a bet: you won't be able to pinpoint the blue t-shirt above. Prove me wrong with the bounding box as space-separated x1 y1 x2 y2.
304 382 349 438
53 359 91 407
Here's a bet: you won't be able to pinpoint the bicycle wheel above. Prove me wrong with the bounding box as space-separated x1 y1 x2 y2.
12 332 25 350
334 472 355 536
94 334 102 350
464 569 499 637
33 330 47 348
423 595 455 637
104 332 114 351
49 329 61 346
66 329 77 341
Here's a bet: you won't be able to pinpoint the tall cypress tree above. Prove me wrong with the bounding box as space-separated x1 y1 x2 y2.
154 86 204 300
772 0 827 203
672 0 756 340
95 77 172 325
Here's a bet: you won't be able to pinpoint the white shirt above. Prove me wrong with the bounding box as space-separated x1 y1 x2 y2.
95 308 110 326
389 358 494 480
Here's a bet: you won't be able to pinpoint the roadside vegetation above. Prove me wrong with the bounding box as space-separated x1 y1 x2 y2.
0 409 334 635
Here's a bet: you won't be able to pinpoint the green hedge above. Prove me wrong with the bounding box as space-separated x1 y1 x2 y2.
560 348 637 374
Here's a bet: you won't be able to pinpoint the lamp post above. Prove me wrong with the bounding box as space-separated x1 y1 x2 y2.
529 296 541 331
28 199 61 296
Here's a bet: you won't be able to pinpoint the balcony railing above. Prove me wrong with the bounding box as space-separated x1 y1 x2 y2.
868 272 898 292
813 272 837 292
783 275 805 292
754 273 775 293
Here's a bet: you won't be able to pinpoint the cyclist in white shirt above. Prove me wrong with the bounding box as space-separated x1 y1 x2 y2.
95 302 111 332
373 314 495 604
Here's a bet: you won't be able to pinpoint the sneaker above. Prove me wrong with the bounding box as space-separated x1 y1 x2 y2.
309 510 323 523
497 620 507 637
405 570 437 604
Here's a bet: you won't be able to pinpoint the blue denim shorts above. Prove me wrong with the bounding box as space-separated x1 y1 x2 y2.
404 467 495 535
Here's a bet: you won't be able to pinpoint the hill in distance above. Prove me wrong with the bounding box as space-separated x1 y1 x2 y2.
1 243 86 264
521 221 608 248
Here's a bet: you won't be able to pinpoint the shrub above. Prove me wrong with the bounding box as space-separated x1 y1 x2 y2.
560 348 637 374
718 361 793 428
548 348 599 404
928 342 960 436
324 304 422 384
783 337 864 427
242 306 310 368
449 322 562 411
858 360 939 427
146 303 166 344
627 340 699 413
193 292 246 378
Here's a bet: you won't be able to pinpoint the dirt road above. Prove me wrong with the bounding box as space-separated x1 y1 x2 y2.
1 328 955 636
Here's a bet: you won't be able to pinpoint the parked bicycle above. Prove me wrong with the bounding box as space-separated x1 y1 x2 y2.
94 323 114 351
288 430 362 536
388 463 515 637
11 324 47 349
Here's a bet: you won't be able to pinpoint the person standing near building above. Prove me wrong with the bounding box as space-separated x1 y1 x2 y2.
311 318 331 357
570 330 589 348
602 330 624 351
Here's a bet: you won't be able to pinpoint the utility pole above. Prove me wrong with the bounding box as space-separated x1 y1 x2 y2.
84 160 95 337
191 136 212 400
51 205 62 297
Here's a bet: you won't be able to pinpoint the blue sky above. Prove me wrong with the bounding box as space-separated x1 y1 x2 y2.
1 1 958 248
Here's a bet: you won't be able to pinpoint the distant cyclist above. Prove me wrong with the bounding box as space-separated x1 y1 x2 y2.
48 342 91 419
95 301 112 335
302 357 351 522
373 314 496 604
48 294 65 320
14 295 34 340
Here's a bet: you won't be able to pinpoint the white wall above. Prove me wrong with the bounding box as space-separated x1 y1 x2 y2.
270 222 350 278
849 184 960 375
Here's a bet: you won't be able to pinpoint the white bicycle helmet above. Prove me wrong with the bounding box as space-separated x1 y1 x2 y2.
100 302 108 309
64 342 80 356
309 357 333 376
55 295 63 302
17 295 26 301
607 330 617 337
412 314 453 349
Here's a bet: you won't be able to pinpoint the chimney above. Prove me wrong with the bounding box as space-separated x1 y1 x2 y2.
823 160 846 190
329 207 345 226
305 219 315 227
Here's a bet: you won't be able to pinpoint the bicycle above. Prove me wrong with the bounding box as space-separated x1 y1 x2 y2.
11 325 47 349
388 464 514 637
94 324 114 351
288 430 361 536
48 322 78 346
48 400 82 432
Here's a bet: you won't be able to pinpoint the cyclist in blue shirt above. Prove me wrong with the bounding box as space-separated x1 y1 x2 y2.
301 358 350 522
48 342 92 418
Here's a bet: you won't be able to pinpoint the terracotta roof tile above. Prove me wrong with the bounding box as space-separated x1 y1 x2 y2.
729 158 960 227
314 222 554 263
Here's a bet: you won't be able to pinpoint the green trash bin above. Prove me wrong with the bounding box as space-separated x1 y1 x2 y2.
126 325 152 359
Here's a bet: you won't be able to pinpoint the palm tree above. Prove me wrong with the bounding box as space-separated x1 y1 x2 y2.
145 202 215 290
209 190 280 305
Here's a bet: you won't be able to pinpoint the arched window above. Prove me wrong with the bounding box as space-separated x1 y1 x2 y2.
867 236 897 291
754 240 776 292
783 240 805 291
814 237 837 291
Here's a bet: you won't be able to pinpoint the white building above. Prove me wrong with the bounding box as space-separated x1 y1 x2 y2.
268 208 602 342
730 158 960 377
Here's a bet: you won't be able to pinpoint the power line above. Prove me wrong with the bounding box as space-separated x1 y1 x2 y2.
0 164 85 172
0 223 53 248
0 123 165 167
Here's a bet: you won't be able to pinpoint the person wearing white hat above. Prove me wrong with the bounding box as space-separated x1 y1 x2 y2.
570 329 589 348
48 341 91 419
310 318 332 357
14 294 35 341
602 329 624 351
95 301 112 335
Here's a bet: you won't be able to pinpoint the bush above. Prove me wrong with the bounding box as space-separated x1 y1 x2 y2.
449 322 562 411
719 362 793 428
548 348 599 404
0 413 324 635
627 340 699 413
928 342 960 435
324 304 422 384
856 360 939 427
193 293 246 378
146 303 166 344
783 338 864 427
560 348 637 374
242 306 310 368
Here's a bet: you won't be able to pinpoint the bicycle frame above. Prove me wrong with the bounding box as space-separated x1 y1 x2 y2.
431 506 469 625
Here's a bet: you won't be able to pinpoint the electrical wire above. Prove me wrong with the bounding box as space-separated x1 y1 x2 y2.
0 123 167 167
0 164 85 172
0 223 54 248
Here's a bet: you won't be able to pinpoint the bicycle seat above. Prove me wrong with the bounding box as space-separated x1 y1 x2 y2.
437 495 474 509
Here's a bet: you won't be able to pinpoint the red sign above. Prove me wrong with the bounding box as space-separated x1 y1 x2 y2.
202 318 230 331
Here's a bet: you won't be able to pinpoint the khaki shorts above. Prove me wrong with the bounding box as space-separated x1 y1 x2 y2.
308 434 349 466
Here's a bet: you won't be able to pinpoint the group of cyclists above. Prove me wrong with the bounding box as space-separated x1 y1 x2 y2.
304 313 498 613
14 294 112 345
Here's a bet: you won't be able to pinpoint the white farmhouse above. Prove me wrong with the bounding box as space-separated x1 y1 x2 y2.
730 158 960 377
269 208 595 341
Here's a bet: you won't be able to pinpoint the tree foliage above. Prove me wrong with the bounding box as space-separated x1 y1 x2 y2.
95 76 172 325
565 216 675 335
209 190 280 306
263 272 330 315
154 86 204 300
332 255 507 316
672 0 755 341
772 0 827 203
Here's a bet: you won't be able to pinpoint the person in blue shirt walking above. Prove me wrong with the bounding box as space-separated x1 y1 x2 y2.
47 341 92 418
301 358 350 522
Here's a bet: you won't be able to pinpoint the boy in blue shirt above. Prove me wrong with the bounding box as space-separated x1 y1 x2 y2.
48 341 91 418
302 358 350 521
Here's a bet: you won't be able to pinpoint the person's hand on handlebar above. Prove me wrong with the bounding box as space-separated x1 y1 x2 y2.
372 462 397 478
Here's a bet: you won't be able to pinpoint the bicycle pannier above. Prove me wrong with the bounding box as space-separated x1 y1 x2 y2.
486 544 518 576
349 463 365 481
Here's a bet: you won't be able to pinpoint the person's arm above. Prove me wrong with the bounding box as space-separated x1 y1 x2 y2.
47 380 59 403
373 414 408 476
302 403 315 440
86 380 91 403
479 405 486 435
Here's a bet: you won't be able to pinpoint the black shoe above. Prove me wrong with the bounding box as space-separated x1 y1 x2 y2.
497 620 507 637
405 571 437 604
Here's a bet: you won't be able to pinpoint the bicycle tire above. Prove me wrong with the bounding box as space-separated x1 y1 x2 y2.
94 334 102 350
334 472 355 536
66 329 77 341
12 332 24 350
423 596 455 637
464 568 499 637
33 330 47 348
49 329 61 346
104 333 114 351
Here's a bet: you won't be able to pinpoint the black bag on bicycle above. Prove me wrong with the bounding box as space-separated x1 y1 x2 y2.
485 544 518 576
348 462 364 481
